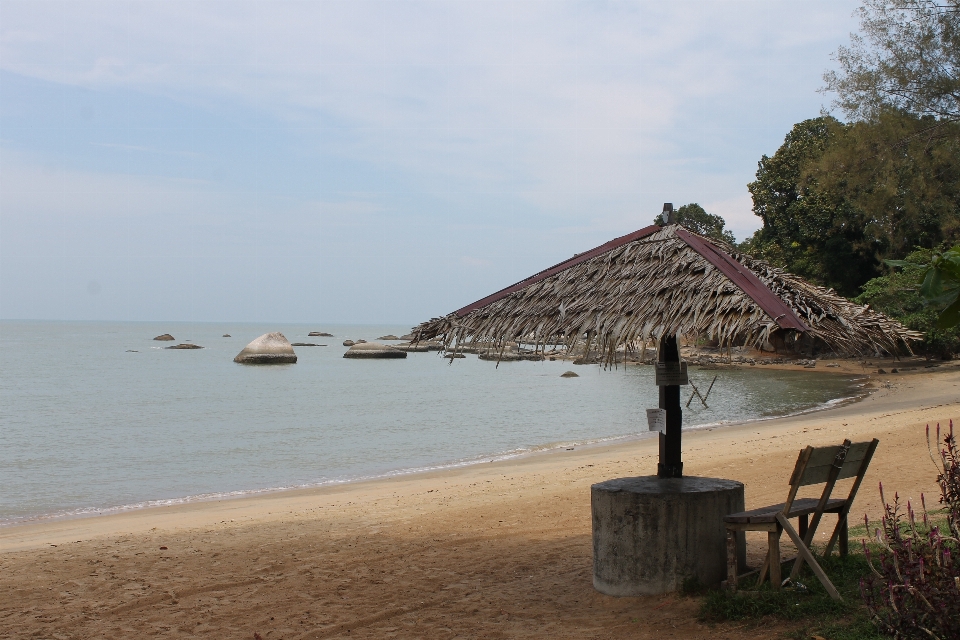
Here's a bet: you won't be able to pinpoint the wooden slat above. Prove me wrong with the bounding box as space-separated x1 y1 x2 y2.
836 441 873 480
724 498 845 524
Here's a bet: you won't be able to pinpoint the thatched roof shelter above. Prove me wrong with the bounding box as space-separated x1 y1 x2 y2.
414 223 921 362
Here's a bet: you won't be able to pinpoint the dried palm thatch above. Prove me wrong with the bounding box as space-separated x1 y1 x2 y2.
413 224 921 363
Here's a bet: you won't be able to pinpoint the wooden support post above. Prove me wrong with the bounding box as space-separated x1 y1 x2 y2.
768 529 782 589
657 334 683 478
726 529 739 592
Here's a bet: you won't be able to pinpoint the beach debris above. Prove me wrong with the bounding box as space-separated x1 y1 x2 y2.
309 331 333 337
234 332 297 364
342 342 407 359
291 342 325 347
560 371 579 377
343 340 355 347
377 334 400 341
165 343 203 349
153 333 175 341
826 363 840 367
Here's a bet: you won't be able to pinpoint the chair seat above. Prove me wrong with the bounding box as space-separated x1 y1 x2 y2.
724 497 846 525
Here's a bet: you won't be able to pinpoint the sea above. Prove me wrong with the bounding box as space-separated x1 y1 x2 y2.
0 320 867 526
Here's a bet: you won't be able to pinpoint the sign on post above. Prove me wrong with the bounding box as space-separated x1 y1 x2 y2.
655 361 688 386
646 408 666 432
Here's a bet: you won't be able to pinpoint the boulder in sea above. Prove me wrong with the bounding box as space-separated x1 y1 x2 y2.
166 343 203 349
393 342 429 352
377 334 400 341
233 332 297 364
223 334 231 337
343 342 407 359
309 331 334 337
560 371 579 378
444 352 466 359
343 340 356 347
399 333 416 341
291 342 324 347
357 339 367 343
154 333 175 341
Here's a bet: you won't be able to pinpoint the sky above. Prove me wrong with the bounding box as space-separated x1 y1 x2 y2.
0 0 860 324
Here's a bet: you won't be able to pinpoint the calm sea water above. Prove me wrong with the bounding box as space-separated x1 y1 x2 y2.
0 321 865 525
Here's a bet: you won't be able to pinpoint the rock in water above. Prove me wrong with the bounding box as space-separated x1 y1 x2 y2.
343 342 407 359
377 334 399 341
166 343 203 349
154 334 175 341
234 333 297 364
560 371 579 378
343 340 356 347
222 334 231 337
309 331 334 337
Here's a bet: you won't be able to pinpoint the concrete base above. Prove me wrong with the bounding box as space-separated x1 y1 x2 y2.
592 476 745 596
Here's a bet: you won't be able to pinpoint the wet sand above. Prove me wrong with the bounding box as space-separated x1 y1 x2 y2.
2 364 957 639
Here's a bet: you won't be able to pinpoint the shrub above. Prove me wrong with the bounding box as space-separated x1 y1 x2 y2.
860 421 960 639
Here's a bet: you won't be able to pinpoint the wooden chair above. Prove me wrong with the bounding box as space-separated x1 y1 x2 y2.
723 438 879 601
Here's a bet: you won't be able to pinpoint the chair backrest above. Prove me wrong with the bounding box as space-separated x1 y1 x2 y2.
783 438 879 515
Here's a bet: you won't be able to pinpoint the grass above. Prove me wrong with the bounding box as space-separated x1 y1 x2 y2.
699 536 889 639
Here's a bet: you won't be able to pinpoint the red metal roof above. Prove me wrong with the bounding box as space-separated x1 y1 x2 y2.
454 224 809 332
674 228 808 332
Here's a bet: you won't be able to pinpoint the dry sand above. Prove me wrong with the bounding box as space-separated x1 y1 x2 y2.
2 363 958 639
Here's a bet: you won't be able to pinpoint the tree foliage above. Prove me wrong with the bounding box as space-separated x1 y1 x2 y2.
824 0 960 122
658 203 737 245
856 249 960 357
742 112 960 297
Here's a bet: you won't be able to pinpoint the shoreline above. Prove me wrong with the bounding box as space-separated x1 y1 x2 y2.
2 367 958 639
1 365 874 531
3 364 956 554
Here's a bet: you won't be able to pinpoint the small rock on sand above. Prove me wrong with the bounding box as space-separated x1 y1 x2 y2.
154 334 175 341
166 343 203 350
560 371 579 378
878 368 887 374
343 342 407 359
234 333 297 364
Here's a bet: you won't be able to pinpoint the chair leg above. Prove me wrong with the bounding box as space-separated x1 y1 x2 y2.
838 516 848 556
768 530 782 590
823 510 850 557
726 529 738 591
798 514 808 540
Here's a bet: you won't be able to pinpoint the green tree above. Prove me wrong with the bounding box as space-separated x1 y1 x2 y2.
744 113 960 296
856 248 960 357
823 0 960 122
659 203 737 245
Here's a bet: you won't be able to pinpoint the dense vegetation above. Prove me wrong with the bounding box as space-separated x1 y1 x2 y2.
730 1 960 353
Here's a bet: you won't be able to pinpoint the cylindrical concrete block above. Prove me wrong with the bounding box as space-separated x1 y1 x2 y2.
592 476 745 596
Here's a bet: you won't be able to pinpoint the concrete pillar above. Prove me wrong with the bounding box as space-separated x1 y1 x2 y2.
592 476 745 596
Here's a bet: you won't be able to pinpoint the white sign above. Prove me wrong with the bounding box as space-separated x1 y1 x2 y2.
646 408 666 432
655 361 689 386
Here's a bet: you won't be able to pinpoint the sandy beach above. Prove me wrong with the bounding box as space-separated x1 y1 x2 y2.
3 363 958 639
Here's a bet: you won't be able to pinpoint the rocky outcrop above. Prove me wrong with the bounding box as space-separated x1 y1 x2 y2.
444 352 466 359
393 343 429 352
166 343 203 349
154 334 175 341
377 335 400 341
222 334 231 337
343 340 356 347
309 332 333 337
291 343 324 347
560 371 579 378
342 342 407 359
234 333 297 364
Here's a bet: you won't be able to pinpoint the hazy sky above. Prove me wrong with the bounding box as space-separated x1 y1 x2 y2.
0 0 859 324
